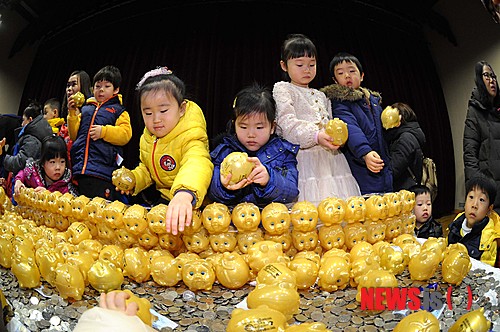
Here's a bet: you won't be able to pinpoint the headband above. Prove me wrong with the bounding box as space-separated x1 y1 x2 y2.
136 66 173 90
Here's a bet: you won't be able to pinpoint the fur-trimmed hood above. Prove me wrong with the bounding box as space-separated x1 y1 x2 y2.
320 84 382 103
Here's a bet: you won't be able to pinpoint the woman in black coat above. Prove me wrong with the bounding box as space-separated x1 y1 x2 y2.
384 102 426 191
463 61 500 212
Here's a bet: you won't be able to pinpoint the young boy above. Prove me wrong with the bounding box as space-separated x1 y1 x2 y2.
447 174 500 266
43 98 65 134
68 65 132 201
410 184 443 238
321 52 392 195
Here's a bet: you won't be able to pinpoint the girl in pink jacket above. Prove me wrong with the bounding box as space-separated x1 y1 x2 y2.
14 135 77 196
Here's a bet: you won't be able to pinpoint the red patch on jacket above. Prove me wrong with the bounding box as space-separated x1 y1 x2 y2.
105 107 117 113
160 155 176 171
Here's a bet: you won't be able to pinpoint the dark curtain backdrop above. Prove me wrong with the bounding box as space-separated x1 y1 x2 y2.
18 1 455 217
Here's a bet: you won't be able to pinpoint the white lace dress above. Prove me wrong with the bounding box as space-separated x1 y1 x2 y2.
273 81 360 206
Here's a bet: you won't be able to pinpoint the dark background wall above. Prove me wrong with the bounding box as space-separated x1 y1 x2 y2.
12 0 455 216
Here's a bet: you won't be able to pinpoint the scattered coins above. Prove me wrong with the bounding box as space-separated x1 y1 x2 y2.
1 265 500 331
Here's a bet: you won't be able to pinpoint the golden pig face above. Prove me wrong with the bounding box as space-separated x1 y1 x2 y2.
261 202 291 235
183 228 210 253
71 195 90 221
393 310 439 332
83 197 108 224
47 191 63 214
99 245 124 269
209 231 237 253
290 201 318 232
365 221 386 244
318 197 346 226
202 202 231 234
103 201 127 229
289 257 319 290
318 225 345 250
54 263 85 300
379 246 408 275
292 230 318 251
115 228 138 247
57 193 74 217
344 196 366 223
365 195 387 222
137 229 159 250
385 217 403 241
237 229 263 254
442 249 471 285
123 204 148 235
231 202 261 232
147 204 168 235
344 223 367 250
264 232 293 251
215 251 250 290
247 241 287 273
384 192 403 218
158 232 183 251
182 259 216 291
88 259 124 293
400 189 416 214
402 214 416 234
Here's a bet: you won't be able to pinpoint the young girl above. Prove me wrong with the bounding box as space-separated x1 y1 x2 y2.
322 52 392 195
115 67 213 235
384 102 426 191
14 135 77 196
273 34 360 206
209 83 299 206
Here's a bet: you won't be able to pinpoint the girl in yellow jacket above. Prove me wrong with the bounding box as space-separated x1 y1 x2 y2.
114 67 213 235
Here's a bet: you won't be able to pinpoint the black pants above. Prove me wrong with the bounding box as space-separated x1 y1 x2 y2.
75 175 124 202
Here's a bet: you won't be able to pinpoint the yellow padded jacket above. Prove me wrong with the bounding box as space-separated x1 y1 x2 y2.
131 100 213 209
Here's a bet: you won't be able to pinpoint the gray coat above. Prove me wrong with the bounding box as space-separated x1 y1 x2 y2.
463 87 500 210
4 114 53 174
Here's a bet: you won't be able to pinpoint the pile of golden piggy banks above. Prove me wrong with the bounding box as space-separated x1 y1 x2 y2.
0 186 491 332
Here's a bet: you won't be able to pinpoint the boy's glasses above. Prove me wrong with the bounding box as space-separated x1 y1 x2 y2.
482 72 497 81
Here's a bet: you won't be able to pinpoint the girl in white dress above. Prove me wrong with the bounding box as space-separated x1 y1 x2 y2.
273 34 360 206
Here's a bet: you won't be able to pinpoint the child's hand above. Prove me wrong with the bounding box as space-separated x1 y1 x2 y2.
221 173 250 190
318 131 341 151
14 180 25 196
165 191 193 235
89 125 102 140
0 137 6 155
363 151 385 173
246 157 270 186
99 291 138 316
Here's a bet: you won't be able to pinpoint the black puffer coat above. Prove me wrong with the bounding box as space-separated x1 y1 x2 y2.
463 87 500 210
384 121 426 191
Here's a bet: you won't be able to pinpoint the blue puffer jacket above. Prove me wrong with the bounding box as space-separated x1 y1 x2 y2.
322 84 393 195
208 134 299 206
70 95 127 181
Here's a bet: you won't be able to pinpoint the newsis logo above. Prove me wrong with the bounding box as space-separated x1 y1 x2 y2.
360 284 473 311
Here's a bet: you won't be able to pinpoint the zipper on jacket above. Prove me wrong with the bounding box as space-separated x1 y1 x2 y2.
82 104 101 174
151 138 160 180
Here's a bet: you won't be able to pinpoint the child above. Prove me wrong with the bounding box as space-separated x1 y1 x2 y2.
117 67 213 235
43 98 65 134
209 83 299 206
322 52 392 195
4 102 52 175
14 135 77 196
68 65 132 201
273 34 360 206
384 103 426 191
447 174 500 266
410 184 442 238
